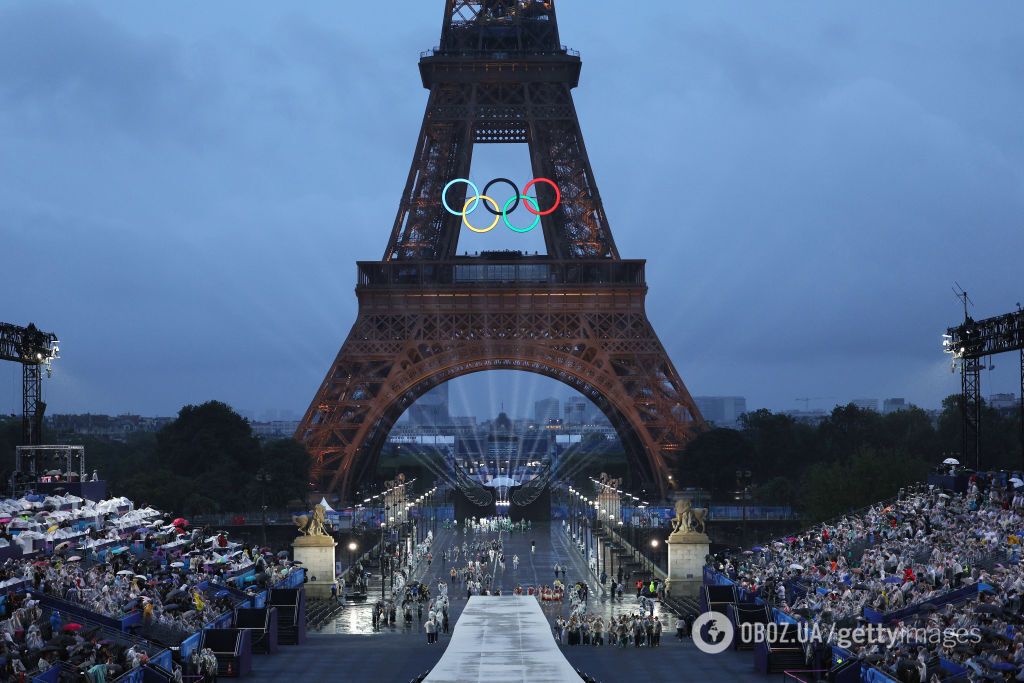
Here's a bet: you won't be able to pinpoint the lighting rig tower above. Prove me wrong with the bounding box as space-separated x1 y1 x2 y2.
944 290 1024 470
0 322 60 446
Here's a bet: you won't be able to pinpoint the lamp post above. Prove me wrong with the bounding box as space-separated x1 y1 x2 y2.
348 541 357 567
255 468 271 548
650 538 659 576
389 516 397 592
380 521 387 600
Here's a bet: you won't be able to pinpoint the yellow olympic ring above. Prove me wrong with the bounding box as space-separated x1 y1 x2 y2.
462 195 501 233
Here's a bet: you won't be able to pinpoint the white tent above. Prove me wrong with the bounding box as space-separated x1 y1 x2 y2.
318 497 335 513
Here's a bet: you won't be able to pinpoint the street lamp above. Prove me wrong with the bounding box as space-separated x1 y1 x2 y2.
380 521 387 600
650 538 659 575
348 541 357 567
255 468 272 548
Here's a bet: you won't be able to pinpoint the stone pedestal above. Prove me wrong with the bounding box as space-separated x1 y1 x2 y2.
292 535 337 599
665 531 710 598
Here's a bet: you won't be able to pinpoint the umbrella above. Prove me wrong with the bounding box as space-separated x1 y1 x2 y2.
62 623 82 632
54 541 70 553
751 546 764 552
135 574 148 581
789 563 804 570
277 551 289 558
33 560 48 567
943 457 960 465
214 590 229 598
1011 478 1024 485
170 562 184 568
938 493 950 499
742 550 754 555
117 569 134 576
173 518 188 527
1015 482 1024 489
882 577 902 584
67 556 82 562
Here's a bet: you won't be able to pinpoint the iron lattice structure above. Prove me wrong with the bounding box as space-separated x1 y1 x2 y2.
0 322 59 446
945 307 1024 469
298 0 705 501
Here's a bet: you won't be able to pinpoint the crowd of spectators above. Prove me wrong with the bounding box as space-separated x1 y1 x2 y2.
0 492 301 682
713 470 1024 681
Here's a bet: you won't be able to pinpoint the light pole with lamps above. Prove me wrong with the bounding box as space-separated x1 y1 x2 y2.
255 468 272 548
379 521 387 600
650 538 659 576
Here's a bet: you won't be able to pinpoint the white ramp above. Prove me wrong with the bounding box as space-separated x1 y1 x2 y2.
424 596 582 683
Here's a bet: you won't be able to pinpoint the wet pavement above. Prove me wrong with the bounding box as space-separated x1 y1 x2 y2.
247 521 781 682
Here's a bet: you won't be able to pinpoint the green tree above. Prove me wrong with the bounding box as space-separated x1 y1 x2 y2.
678 428 755 495
257 438 312 508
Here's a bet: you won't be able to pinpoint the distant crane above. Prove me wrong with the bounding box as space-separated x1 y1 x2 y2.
0 322 59 445
794 397 836 410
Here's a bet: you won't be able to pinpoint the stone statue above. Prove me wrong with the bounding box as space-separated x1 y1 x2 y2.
294 504 329 537
671 499 707 535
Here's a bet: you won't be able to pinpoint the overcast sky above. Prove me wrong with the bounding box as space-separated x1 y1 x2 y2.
2 1 1023 421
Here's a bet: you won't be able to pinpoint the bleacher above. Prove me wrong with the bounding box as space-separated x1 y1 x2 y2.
727 603 771 651
306 597 345 631
200 627 253 677
269 587 307 646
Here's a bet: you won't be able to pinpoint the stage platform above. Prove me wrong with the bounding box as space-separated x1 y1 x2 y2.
424 596 581 683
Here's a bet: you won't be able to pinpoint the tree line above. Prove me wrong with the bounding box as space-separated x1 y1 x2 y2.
1 401 311 514
674 395 1022 522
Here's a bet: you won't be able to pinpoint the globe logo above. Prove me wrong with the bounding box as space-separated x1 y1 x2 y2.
692 611 735 654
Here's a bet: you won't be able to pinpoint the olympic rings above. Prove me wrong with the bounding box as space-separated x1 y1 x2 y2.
443 178 480 215
442 177 561 233
482 178 520 215
502 195 541 233
522 178 560 216
462 195 501 233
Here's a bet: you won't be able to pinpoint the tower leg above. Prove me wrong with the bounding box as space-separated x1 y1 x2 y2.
22 364 43 446
961 357 982 470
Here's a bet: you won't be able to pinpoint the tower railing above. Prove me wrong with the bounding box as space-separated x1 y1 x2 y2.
357 259 645 289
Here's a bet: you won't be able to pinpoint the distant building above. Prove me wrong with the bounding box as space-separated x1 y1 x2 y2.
851 399 879 412
564 396 588 425
990 393 1018 412
46 414 173 442
250 420 300 439
693 396 747 428
882 398 907 414
534 398 560 423
409 385 449 426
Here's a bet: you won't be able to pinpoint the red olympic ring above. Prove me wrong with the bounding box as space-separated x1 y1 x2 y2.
522 178 561 216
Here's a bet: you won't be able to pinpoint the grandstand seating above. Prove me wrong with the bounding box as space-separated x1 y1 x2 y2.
200 628 253 677
269 588 307 646
700 584 738 615
726 603 770 651
306 597 345 631
235 607 279 654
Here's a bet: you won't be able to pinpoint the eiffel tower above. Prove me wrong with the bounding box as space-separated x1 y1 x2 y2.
297 0 705 502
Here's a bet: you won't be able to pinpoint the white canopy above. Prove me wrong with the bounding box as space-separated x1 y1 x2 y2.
318 497 335 513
